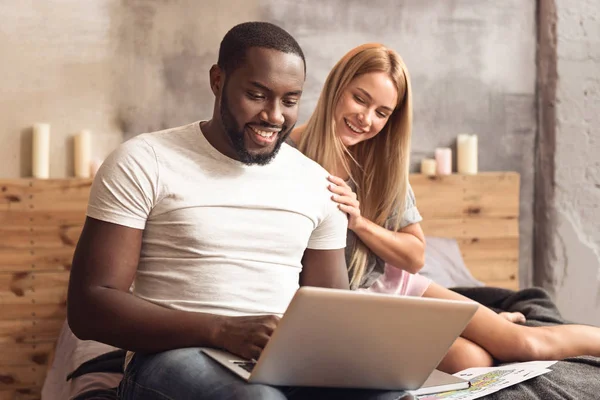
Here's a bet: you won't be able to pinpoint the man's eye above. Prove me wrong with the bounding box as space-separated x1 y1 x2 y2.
283 99 298 107
247 92 265 100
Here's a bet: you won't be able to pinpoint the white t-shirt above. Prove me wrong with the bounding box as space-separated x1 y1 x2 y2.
87 121 348 318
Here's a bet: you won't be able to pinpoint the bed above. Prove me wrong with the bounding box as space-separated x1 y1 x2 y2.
1 172 598 399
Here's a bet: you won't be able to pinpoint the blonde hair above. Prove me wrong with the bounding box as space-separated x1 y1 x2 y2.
297 43 412 288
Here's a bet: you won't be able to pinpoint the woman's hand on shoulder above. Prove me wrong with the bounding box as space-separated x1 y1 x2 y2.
327 175 365 231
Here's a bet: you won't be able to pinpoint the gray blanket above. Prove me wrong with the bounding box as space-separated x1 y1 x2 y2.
452 286 600 400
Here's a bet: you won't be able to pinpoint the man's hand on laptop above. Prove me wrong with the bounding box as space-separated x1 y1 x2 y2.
216 314 281 360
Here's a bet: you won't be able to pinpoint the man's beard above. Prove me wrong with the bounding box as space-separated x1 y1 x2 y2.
220 87 293 166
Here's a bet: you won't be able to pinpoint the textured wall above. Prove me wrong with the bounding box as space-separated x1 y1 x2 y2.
0 0 259 177
114 0 261 137
550 0 600 325
0 1 123 178
0 1 536 286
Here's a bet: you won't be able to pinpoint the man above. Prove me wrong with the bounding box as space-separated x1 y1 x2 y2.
68 22 408 399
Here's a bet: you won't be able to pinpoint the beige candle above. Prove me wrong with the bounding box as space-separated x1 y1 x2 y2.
74 130 91 178
421 158 437 176
457 134 478 174
32 123 50 179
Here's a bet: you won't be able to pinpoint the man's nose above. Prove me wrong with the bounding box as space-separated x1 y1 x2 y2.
261 101 285 127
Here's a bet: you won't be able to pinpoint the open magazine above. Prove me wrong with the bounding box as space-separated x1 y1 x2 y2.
410 361 557 400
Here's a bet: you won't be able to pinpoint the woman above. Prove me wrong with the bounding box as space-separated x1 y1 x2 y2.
289 43 600 374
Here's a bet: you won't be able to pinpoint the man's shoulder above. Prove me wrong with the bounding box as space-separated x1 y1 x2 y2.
109 121 205 168
101 122 202 175
131 121 200 149
279 143 331 179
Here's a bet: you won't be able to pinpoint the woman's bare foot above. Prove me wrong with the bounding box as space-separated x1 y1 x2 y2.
499 311 526 324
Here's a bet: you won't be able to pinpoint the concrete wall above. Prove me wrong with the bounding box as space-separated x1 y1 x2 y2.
0 0 259 177
0 1 123 178
549 0 600 325
0 1 536 286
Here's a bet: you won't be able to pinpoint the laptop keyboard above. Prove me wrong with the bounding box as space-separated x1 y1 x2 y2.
233 361 256 373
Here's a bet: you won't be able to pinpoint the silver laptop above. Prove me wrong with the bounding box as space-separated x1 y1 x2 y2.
202 286 478 392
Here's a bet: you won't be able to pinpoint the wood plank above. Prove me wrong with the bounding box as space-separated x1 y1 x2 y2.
0 248 74 272
415 197 519 219
0 226 83 250
0 179 92 196
0 272 69 306
463 176 519 218
477 279 519 291
0 182 29 209
0 366 46 390
469 259 519 285
0 319 64 344
419 217 519 240
0 390 40 400
1 304 66 321
0 210 87 227
410 172 520 219
411 182 465 218
464 258 519 281
457 238 519 260
410 172 519 190
1 343 55 366
0 180 89 229
455 238 519 288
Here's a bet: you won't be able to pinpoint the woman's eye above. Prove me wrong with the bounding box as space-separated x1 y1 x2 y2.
377 111 388 118
353 95 365 104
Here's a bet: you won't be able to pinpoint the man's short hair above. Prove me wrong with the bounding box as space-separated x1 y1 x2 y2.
217 21 306 75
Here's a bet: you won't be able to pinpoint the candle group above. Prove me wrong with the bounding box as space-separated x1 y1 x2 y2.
420 134 478 176
30 123 93 179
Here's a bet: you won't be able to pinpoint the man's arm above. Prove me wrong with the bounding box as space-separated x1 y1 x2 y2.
67 217 228 353
299 248 349 289
68 217 279 361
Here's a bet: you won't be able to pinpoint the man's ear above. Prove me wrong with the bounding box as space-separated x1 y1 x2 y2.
209 64 223 96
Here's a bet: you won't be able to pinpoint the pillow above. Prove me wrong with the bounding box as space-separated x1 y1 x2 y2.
420 236 484 288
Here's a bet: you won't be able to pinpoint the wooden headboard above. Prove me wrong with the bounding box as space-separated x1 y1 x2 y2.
410 172 520 290
0 171 519 399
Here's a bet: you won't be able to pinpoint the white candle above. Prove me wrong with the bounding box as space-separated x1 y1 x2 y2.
421 158 437 176
32 123 50 179
435 147 452 175
457 134 478 174
74 130 91 178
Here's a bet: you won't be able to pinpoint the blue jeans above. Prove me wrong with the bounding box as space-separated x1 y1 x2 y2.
118 348 412 400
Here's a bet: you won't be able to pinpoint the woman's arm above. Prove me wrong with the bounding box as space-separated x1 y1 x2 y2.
352 219 425 274
327 175 426 274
